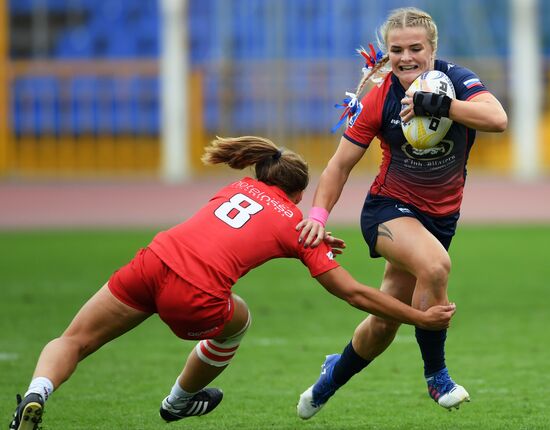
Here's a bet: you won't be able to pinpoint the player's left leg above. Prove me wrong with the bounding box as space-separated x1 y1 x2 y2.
9 284 151 430
160 293 251 422
376 217 470 410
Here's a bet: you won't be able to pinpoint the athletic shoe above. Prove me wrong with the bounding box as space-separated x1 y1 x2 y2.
297 354 341 419
8 393 44 430
426 368 470 410
159 388 223 422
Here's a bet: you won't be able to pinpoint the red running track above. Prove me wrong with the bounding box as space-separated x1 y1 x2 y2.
1 175 549 229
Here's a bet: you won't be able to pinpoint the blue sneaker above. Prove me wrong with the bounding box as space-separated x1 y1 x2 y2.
297 354 341 419
426 368 470 410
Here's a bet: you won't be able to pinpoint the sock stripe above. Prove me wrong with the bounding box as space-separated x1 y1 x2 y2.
200 342 237 360
204 340 240 354
196 342 235 366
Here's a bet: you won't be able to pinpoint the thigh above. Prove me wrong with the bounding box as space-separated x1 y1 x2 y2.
63 284 151 355
155 275 233 340
375 216 450 277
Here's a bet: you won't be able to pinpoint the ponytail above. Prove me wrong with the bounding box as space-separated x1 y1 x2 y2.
202 136 309 196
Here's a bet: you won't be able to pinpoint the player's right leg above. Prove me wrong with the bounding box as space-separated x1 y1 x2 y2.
297 263 415 419
159 294 251 422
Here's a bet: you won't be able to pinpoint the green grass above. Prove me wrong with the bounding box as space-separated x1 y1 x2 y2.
1 225 549 429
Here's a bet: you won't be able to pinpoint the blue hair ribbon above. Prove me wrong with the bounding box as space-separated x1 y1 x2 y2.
331 44 382 133
331 92 363 133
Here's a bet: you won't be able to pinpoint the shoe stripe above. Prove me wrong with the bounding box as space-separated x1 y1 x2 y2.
188 401 202 415
197 401 209 415
429 386 441 400
188 400 210 415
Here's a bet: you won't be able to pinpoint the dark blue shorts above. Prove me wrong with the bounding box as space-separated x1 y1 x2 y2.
360 194 460 258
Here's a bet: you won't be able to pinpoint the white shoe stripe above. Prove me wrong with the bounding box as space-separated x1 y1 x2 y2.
189 400 210 415
198 402 209 415
188 401 201 415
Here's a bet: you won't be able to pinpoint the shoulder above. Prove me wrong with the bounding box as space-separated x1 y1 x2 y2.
435 59 488 100
362 73 393 104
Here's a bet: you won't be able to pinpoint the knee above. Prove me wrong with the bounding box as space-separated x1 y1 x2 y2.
416 255 451 288
195 311 251 368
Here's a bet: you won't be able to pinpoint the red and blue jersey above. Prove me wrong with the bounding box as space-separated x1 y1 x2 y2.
344 59 489 216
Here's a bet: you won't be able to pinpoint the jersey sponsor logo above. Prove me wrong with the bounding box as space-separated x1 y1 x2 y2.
463 78 482 89
230 180 295 218
401 138 454 161
390 118 401 126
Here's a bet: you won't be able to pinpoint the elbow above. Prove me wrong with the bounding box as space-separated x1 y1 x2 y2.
481 114 507 133
486 107 508 132
493 112 508 132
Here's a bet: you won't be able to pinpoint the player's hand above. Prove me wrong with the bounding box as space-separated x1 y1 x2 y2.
418 303 456 330
296 218 326 248
399 94 415 123
323 231 346 255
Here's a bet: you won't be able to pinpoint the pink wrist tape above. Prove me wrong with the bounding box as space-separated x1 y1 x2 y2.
308 207 329 227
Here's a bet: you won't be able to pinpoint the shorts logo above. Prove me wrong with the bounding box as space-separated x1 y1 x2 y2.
395 205 412 214
188 326 219 337
326 251 334 260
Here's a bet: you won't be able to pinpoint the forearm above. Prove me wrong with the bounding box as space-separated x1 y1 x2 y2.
346 283 425 326
312 164 350 212
318 268 426 327
449 96 508 132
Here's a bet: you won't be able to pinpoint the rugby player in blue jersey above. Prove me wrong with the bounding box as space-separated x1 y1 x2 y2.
296 6 507 418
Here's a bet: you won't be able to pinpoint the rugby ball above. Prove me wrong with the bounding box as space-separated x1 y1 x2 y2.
401 70 455 150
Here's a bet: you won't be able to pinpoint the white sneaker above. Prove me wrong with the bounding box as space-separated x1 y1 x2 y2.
437 384 470 410
427 368 470 410
297 386 325 419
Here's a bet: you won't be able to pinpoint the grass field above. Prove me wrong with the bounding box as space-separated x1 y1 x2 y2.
1 225 549 429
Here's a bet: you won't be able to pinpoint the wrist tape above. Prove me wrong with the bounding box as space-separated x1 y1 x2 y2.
412 91 452 118
308 207 329 227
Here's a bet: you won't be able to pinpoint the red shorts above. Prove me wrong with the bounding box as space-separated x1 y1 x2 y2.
108 247 234 340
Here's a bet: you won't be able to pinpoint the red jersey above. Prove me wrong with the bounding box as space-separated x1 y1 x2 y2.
149 177 339 299
344 60 489 216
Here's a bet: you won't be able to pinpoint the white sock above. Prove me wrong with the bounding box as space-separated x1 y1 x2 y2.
167 380 197 407
25 376 54 402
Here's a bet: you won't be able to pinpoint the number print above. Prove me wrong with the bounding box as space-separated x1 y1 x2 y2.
214 193 263 228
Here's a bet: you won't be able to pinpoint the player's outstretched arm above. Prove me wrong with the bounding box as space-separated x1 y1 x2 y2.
315 266 455 330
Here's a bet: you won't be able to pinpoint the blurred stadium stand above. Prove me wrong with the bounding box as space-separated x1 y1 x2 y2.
3 0 550 178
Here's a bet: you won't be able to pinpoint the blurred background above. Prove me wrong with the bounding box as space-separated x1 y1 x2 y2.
0 0 549 226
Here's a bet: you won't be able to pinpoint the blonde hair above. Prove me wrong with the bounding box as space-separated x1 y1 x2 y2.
354 7 438 99
202 136 309 196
